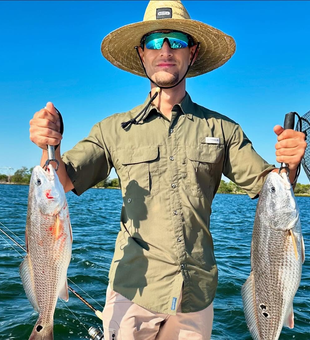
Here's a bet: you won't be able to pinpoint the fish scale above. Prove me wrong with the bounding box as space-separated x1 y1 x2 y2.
242 171 305 340
20 164 72 340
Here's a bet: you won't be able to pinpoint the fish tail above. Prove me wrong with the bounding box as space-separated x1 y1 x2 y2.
28 318 53 340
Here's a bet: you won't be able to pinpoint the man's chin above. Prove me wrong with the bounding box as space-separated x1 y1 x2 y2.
153 72 179 87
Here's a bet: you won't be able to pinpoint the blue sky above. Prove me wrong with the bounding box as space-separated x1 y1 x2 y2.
0 1 309 183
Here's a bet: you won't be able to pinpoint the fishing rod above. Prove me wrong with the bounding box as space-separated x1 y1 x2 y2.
0 225 105 339
280 110 310 184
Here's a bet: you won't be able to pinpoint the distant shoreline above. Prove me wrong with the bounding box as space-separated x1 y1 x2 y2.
0 182 121 190
1 182 308 196
0 182 28 186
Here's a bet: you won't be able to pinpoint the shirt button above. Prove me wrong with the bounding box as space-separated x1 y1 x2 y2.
169 156 174 161
170 128 174 134
181 263 185 269
171 183 176 189
127 198 132 203
177 237 182 242
173 210 178 215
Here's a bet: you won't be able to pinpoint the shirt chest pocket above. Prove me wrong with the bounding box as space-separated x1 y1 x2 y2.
185 143 224 197
115 146 160 197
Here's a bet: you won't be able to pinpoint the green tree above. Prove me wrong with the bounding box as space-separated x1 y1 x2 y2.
294 183 310 195
0 174 8 182
11 167 31 184
94 176 110 188
217 179 245 194
110 178 120 188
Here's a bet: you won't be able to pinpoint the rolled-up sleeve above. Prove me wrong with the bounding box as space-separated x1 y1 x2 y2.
62 123 112 196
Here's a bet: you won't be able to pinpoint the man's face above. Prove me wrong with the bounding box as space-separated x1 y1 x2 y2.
138 30 198 87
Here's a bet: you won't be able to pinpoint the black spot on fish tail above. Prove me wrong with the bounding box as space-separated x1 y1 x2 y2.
259 303 271 318
36 325 43 332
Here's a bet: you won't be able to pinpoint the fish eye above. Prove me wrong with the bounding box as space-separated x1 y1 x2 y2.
36 178 42 186
270 186 276 193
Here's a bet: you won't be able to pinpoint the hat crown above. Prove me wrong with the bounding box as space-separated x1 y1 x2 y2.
143 0 191 22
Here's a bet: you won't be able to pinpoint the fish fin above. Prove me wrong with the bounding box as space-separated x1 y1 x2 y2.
284 305 294 329
69 222 73 243
25 228 29 251
19 256 39 312
59 279 69 302
301 236 305 264
241 273 260 339
288 230 298 261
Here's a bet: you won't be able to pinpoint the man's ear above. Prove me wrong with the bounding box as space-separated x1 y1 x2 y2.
189 44 199 65
137 46 145 64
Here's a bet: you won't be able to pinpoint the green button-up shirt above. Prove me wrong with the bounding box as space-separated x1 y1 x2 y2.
62 93 274 315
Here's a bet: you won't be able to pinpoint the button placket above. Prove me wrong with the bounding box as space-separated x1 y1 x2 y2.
168 112 187 272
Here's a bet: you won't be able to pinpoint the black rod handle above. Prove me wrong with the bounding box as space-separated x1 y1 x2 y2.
283 112 295 130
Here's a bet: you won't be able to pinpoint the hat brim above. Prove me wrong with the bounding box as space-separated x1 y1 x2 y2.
101 19 236 78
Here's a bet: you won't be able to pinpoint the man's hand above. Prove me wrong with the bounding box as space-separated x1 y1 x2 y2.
29 102 62 150
274 125 307 171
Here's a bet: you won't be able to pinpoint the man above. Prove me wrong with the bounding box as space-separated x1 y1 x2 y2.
29 1 306 339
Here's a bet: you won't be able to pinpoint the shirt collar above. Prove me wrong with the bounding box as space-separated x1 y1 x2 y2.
140 92 194 122
173 92 194 120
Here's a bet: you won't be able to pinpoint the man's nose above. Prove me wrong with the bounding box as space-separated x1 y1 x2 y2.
160 40 173 54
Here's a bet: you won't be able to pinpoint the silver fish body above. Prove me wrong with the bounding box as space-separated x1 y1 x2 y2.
242 171 305 340
20 165 72 340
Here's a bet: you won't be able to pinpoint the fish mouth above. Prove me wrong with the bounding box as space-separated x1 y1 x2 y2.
36 164 56 182
45 164 57 180
279 171 292 189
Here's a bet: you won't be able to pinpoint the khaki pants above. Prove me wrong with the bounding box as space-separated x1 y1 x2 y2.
102 285 213 340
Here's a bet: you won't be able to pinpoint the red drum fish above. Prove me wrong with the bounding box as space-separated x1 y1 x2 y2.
242 171 305 340
20 164 72 340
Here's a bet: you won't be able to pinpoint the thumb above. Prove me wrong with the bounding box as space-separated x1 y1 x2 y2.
45 102 61 132
274 125 284 137
45 101 57 115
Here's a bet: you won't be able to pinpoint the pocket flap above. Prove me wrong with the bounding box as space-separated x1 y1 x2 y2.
120 146 159 165
186 144 223 163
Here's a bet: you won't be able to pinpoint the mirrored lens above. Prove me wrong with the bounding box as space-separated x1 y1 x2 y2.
144 32 190 50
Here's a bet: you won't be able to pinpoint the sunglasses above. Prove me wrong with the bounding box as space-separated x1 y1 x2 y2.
140 31 195 50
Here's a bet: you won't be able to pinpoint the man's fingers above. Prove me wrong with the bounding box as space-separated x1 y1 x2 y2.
276 128 305 142
30 124 62 140
29 102 63 150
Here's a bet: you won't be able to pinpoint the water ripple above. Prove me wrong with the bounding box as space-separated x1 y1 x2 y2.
0 185 309 339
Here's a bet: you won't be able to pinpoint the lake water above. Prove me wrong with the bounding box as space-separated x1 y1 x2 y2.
0 184 309 339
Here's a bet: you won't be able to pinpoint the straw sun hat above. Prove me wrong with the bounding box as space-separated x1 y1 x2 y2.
101 0 236 78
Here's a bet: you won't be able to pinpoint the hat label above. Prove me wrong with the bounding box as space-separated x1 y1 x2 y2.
156 7 172 19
